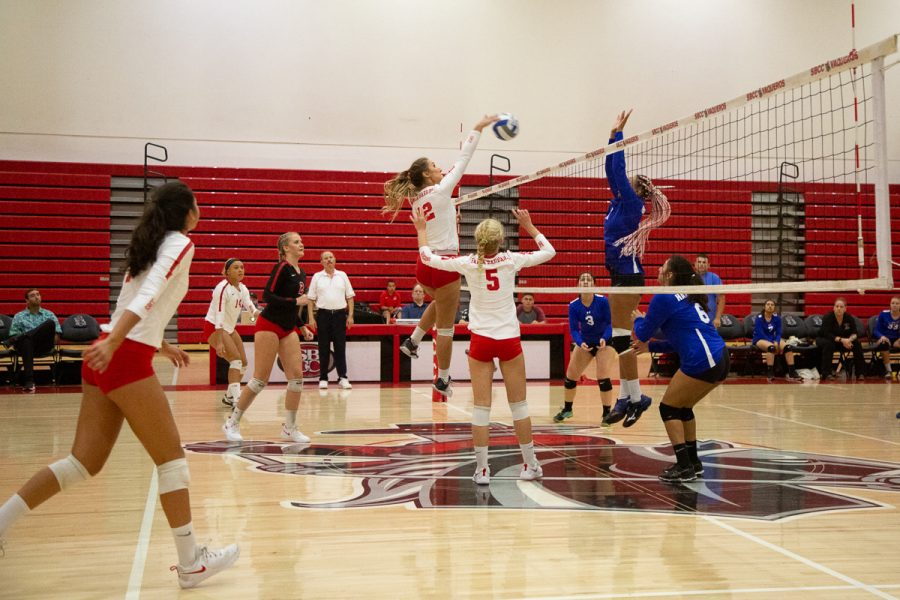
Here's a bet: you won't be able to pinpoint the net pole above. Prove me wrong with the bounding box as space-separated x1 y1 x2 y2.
870 55 894 287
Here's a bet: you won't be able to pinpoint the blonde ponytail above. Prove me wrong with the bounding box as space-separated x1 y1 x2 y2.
382 157 431 222
473 219 504 274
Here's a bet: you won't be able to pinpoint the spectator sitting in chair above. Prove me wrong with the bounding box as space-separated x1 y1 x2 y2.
379 280 403 322
400 285 430 320
516 293 546 324
5 288 61 392
873 295 900 380
816 297 866 381
751 299 800 382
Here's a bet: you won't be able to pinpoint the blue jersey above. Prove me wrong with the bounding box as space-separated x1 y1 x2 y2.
604 131 645 275
751 313 782 345
874 310 900 340
634 293 726 376
568 295 612 347
701 271 722 317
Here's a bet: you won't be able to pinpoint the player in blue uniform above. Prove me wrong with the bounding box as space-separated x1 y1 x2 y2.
631 255 729 483
602 109 671 429
873 296 900 381
751 299 800 381
553 273 615 423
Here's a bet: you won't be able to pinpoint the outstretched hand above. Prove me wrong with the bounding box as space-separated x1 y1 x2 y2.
611 109 633 134
473 114 500 132
410 206 427 232
511 208 533 228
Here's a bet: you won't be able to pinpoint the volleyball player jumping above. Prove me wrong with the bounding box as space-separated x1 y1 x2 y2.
383 114 499 398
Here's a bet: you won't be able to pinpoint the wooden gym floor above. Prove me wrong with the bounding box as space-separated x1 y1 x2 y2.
1 353 899 599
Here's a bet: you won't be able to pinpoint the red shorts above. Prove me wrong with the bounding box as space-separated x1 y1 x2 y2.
81 336 157 394
468 333 523 362
416 254 460 290
255 314 295 340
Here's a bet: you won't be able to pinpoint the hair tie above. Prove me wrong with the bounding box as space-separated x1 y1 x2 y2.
224 257 239 272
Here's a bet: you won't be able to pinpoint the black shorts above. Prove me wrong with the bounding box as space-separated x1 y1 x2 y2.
606 267 645 287
686 347 730 383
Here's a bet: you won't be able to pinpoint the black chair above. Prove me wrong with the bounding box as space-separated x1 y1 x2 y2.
866 314 900 377
57 314 101 382
782 312 817 369
7 320 59 386
717 313 758 376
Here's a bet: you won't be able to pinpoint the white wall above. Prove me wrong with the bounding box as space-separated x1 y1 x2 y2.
1 0 898 180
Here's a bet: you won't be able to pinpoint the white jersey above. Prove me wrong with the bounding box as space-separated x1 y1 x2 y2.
410 130 481 255
420 234 556 339
105 231 194 348
205 279 256 334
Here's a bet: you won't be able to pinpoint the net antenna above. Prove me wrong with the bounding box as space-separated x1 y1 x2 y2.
457 35 897 299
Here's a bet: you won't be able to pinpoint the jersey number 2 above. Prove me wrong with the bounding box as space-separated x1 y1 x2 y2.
422 202 436 222
485 269 500 291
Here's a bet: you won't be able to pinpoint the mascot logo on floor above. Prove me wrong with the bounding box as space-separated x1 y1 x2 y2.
186 422 900 521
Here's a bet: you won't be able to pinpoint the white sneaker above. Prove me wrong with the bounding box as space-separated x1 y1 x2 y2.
338 377 352 390
520 463 543 481
222 418 243 442
473 466 491 485
318 380 328 390
281 423 310 444
173 543 240 589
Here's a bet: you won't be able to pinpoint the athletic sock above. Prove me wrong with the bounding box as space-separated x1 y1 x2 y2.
602 405 611 418
520 441 536 467
563 401 574 412
410 327 427 345
231 408 245 423
172 522 197 567
0 494 30 537
226 382 240 400
673 443 690 469
474 446 489 471
438 368 450 382
685 440 699 463
285 410 297 429
626 379 642 402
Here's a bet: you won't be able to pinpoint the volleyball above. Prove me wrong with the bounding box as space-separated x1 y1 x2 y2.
492 113 519 141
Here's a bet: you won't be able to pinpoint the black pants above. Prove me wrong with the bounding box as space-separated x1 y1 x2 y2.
10 320 56 385
817 337 865 377
317 308 348 380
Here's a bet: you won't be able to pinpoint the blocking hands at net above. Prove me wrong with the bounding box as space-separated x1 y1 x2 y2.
383 114 500 399
553 273 615 424
412 207 556 484
0 182 239 588
631 256 729 483
602 109 670 428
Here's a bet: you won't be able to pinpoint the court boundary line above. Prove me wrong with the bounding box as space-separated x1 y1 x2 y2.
524 583 900 599
125 469 159 600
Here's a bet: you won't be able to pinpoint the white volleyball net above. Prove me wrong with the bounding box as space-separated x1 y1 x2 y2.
457 35 897 312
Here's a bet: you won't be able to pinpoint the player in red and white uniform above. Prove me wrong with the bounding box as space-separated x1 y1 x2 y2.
383 114 500 398
205 258 260 407
0 182 239 589
413 207 556 485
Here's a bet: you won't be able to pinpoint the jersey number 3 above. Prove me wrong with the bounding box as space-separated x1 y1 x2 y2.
485 269 500 291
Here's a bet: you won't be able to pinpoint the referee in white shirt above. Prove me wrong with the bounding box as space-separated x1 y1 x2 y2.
308 251 355 389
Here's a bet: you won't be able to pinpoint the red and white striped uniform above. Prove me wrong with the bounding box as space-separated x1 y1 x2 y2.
106 231 194 348
205 279 255 334
410 130 481 255
419 234 556 340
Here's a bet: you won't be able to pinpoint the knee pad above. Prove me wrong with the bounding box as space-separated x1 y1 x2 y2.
611 335 632 353
49 455 90 490
229 359 243 371
658 403 681 422
509 400 530 421
436 328 454 338
598 378 613 392
767 345 776 354
877 340 891 351
286 378 303 393
472 405 491 427
157 458 191 495
680 407 695 422
247 378 266 394
612 327 631 338
563 377 577 390
240 364 247 375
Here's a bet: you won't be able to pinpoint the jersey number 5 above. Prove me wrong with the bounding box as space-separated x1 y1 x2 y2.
485 269 500 291
422 202 436 222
